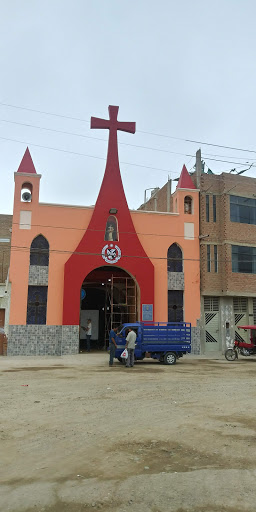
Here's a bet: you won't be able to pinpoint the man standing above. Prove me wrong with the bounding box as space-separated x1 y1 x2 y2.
86 319 92 352
125 328 137 368
109 326 118 366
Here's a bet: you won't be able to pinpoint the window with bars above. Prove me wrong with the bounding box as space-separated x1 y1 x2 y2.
30 235 49 266
233 297 248 312
204 297 219 312
253 299 256 324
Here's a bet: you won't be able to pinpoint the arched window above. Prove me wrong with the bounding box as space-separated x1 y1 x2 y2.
104 216 119 242
21 182 33 202
30 235 49 266
167 243 183 272
184 196 192 214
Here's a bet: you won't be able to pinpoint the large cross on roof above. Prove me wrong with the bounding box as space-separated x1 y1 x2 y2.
91 106 136 169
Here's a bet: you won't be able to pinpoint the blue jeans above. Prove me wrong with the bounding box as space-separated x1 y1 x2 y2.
109 343 116 365
86 335 91 352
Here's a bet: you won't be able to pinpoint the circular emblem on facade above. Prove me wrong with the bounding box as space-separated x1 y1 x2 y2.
102 243 121 264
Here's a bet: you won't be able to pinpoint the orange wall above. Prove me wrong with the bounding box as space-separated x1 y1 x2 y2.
9 175 200 327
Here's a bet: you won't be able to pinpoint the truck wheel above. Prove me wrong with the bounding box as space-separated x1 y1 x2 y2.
118 357 126 365
164 352 177 365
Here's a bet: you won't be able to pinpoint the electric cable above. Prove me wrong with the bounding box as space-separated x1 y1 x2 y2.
1 100 256 156
1 118 256 164
1 134 255 171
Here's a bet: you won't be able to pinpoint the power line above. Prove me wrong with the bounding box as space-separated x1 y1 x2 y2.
1 100 256 156
9 244 256 264
1 134 255 171
10 220 256 245
1 118 256 164
0 135 175 174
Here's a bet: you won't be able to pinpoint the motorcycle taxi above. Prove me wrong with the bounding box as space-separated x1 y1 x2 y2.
225 325 256 361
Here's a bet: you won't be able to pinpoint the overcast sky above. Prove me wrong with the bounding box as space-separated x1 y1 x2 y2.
1 0 256 214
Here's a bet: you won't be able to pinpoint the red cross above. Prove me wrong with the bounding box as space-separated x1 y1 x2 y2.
91 105 136 135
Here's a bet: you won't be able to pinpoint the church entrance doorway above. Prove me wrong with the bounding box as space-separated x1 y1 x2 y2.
80 266 139 352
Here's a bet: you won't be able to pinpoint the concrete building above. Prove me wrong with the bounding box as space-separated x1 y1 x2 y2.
6 106 201 356
0 214 12 354
140 156 256 354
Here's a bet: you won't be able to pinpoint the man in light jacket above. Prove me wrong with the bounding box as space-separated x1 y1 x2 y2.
125 328 136 368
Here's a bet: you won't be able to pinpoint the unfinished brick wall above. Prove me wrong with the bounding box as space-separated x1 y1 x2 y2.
0 215 12 283
138 183 173 212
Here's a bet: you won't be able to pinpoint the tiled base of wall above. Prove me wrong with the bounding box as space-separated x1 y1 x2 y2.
7 325 79 356
191 326 201 355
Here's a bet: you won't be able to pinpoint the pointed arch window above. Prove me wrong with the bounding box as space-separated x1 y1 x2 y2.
30 235 49 266
104 216 119 242
167 243 183 272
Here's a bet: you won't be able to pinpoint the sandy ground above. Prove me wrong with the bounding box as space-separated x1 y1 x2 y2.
1 352 256 512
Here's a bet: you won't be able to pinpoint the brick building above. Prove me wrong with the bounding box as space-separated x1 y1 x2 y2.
198 171 256 353
140 158 256 353
0 214 12 354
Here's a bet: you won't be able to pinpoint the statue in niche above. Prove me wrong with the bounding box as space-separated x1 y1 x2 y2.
105 215 118 242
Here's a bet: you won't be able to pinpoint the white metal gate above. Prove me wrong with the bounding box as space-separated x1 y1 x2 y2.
204 297 221 351
233 298 249 343
253 298 256 325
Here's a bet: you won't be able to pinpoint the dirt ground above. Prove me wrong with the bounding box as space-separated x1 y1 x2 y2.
1 352 256 512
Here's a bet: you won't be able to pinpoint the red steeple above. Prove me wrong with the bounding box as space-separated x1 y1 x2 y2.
176 164 196 190
17 147 37 174
63 105 154 325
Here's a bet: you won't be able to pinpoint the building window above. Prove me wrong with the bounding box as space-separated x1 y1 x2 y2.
30 235 49 266
168 290 183 322
206 195 210 222
26 286 48 324
167 244 183 272
184 196 192 214
207 245 211 272
105 215 119 241
232 245 256 274
213 195 216 222
214 245 218 272
230 195 256 225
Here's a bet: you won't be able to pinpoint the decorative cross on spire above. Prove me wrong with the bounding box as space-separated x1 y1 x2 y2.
91 106 136 168
91 105 135 134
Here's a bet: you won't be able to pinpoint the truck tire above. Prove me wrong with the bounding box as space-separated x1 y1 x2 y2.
164 352 177 365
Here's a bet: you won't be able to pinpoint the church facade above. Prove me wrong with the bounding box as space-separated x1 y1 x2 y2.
7 106 201 356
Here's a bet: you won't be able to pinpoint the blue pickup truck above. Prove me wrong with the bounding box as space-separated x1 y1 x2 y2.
115 322 191 365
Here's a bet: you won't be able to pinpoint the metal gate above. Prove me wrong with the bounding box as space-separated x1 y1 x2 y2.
204 297 221 351
233 298 249 343
253 299 256 325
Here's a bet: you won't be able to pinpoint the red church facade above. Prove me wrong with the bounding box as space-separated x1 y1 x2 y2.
7 106 201 356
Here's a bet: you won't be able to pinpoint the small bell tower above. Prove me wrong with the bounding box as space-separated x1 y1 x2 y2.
13 147 41 230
